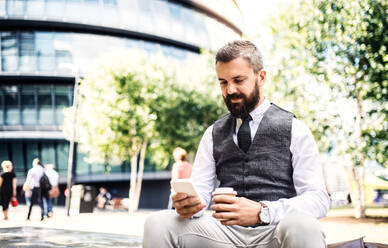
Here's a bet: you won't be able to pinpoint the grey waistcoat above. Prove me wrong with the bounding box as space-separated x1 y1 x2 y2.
212 103 297 202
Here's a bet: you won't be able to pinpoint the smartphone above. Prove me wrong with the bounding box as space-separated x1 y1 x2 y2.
171 179 200 197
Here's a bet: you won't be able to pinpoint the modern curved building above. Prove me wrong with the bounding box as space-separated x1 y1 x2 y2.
0 0 242 208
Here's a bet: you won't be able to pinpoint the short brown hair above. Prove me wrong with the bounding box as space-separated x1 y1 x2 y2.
173 147 187 162
33 158 41 166
215 40 263 73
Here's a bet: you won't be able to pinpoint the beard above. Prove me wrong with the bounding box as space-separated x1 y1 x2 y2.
223 79 260 118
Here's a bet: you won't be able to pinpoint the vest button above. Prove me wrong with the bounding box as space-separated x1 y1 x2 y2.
244 171 249 176
244 157 249 162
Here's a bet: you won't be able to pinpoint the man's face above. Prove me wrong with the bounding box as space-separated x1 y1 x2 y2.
216 57 265 118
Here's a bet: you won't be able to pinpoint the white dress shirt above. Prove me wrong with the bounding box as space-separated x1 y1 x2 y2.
25 165 44 188
45 169 59 187
191 98 330 224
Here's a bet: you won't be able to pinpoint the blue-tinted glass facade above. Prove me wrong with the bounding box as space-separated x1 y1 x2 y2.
0 0 239 50
0 31 200 74
0 85 73 126
0 0 241 186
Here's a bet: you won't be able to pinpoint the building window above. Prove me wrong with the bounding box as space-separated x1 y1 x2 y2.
1 84 73 126
1 32 18 72
4 86 19 125
38 87 54 125
21 86 37 125
20 32 36 72
25 0 44 17
10 142 25 177
0 89 4 125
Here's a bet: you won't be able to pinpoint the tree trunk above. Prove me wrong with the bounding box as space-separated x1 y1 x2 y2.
128 152 139 215
134 140 147 211
353 94 366 218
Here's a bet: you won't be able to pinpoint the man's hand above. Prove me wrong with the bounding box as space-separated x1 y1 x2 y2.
211 195 261 226
172 193 206 219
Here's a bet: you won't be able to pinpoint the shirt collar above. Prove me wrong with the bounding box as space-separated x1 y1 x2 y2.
236 97 270 128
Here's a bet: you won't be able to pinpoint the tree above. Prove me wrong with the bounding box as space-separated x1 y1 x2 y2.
148 53 226 167
63 50 225 212
269 0 387 218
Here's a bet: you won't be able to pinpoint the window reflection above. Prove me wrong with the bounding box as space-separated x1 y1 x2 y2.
0 143 8 165
0 90 4 125
21 86 37 125
0 30 193 74
36 32 55 72
4 86 19 125
55 86 70 124
25 0 44 17
11 142 25 177
7 0 24 16
1 32 18 72
66 0 82 21
2 0 240 50
38 87 54 125
46 0 63 19
41 142 56 165
84 0 100 24
20 32 36 72
26 142 39 170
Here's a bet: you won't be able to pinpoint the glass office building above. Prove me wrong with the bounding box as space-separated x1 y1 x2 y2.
0 0 242 208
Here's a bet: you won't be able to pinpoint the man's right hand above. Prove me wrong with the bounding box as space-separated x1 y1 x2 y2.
172 192 206 219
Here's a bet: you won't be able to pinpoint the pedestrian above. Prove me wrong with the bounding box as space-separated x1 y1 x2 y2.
43 164 59 217
96 187 112 210
0 160 17 220
167 147 192 208
143 40 330 248
25 158 45 221
171 147 192 180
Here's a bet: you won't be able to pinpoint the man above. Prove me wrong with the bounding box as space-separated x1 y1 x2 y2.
25 158 45 221
143 40 330 247
43 164 59 217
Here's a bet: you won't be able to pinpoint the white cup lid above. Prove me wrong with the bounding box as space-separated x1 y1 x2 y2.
212 187 237 196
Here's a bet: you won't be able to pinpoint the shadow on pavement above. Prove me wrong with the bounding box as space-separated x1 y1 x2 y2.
0 226 142 248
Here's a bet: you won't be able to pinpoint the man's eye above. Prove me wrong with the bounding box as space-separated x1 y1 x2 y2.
235 79 242 83
220 81 227 85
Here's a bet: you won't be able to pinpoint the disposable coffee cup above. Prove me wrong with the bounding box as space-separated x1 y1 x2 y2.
212 187 237 220
212 187 237 197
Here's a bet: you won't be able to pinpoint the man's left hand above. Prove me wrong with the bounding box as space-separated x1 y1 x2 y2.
211 195 261 226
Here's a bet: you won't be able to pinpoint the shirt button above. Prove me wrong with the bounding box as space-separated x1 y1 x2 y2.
245 157 249 162
244 171 249 176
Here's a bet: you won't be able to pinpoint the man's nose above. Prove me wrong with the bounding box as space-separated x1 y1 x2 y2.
226 83 237 94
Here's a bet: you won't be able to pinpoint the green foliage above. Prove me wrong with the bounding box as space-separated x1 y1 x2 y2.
63 50 225 169
269 0 387 167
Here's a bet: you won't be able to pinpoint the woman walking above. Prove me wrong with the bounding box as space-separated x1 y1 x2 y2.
0 160 17 220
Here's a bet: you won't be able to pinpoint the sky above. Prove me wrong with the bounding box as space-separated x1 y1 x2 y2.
235 0 295 64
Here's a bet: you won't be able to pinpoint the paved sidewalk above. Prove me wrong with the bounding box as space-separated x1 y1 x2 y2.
0 205 387 246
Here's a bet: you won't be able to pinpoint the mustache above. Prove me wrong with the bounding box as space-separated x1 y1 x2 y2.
226 94 244 100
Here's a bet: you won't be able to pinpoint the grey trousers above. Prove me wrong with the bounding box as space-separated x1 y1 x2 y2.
143 210 326 248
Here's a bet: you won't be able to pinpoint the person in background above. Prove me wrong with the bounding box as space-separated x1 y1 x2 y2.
171 147 193 180
43 164 59 218
168 147 193 209
96 187 112 210
25 158 45 221
0 160 17 220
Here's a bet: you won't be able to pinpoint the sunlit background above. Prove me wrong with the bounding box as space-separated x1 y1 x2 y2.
0 0 386 216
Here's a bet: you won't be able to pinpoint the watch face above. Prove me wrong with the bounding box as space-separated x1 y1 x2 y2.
260 207 270 224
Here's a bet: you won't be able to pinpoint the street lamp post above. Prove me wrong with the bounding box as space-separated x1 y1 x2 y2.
65 73 80 216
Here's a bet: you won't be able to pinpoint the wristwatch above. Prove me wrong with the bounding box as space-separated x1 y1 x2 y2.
258 202 270 224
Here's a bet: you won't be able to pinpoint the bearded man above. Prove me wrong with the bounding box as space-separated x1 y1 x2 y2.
143 40 330 248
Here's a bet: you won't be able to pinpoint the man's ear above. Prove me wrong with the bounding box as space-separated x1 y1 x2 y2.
257 69 266 87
